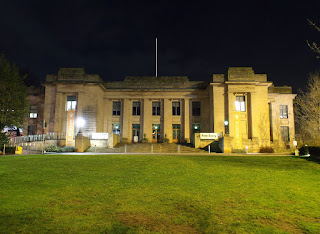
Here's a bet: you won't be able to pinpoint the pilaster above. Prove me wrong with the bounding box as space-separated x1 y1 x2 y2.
183 98 190 142
163 99 172 142
121 99 131 143
142 98 152 142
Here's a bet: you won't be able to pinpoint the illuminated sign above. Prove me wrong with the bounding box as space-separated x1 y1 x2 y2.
234 112 242 149
91 132 108 140
66 110 75 146
200 133 219 140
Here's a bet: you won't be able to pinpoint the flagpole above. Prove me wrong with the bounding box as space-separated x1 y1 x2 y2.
156 37 158 77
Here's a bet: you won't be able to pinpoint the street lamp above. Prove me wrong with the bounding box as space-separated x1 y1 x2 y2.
76 117 85 134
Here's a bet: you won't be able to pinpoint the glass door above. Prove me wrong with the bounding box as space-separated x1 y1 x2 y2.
152 124 161 143
172 124 180 143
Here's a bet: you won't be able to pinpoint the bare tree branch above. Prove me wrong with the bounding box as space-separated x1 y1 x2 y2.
307 19 320 56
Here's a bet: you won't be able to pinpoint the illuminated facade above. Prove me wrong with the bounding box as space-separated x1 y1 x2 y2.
28 67 296 152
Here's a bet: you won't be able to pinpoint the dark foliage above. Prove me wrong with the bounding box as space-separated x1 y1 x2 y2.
259 147 274 153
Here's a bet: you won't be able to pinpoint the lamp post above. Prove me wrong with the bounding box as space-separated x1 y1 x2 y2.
76 117 85 134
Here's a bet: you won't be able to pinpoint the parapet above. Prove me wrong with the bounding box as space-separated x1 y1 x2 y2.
268 85 292 94
212 67 267 83
46 68 103 83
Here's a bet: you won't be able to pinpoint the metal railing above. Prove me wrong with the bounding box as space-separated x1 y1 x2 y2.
9 132 66 145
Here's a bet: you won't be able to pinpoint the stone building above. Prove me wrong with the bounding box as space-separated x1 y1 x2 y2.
26 67 296 153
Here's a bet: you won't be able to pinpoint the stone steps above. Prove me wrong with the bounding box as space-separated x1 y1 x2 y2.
86 143 206 154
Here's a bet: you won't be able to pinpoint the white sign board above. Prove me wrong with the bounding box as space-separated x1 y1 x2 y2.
293 141 297 146
91 132 108 140
134 136 139 143
200 133 219 140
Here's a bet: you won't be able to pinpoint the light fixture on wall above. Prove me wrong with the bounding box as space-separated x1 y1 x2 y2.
224 120 229 135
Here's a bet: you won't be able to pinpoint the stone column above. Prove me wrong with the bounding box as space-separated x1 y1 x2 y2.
121 99 131 143
142 98 152 142
43 85 56 133
76 92 84 133
213 85 225 134
163 99 172 142
95 91 103 132
183 99 190 143
104 99 113 133
53 92 63 133
228 92 235 137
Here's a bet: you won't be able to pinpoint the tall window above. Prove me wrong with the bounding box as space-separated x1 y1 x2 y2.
29 105 38 118
152 102 161 116
281 126 290 142
235 96 246 112
67 96 77 111
113 102 121 116
132 102 141 116
280 105 288 119
172 102 180 115
192 101 201 116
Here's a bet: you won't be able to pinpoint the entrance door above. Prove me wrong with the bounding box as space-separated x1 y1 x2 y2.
132 124 140 142
172 124 180 143
152 124 161 143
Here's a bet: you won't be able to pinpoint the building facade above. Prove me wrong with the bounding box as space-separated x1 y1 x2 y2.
27 67 295 152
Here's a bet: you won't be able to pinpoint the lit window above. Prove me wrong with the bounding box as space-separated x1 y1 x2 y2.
280 105 288 119
152 102 161 116
132 102 141 116
235 96 246 112
192 101 201 116
67 96 77 111
172 102 180 115
29 105 37 118
113 102 121 116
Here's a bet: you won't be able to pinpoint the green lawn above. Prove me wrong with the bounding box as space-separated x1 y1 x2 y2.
0 155 319 233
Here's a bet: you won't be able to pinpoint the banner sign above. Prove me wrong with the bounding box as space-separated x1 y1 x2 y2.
66 110 75 146
200 133 219 140
91 132 108 140
234 112 242 149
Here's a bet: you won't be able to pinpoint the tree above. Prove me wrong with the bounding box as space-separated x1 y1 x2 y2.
307 19 320 56
0 54 28 145
295 72 320 145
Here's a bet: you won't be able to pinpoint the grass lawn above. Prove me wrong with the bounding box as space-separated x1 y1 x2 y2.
0 155 319 233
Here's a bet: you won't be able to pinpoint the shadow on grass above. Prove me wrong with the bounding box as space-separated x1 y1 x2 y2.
296 155 320 164
305 156 320 164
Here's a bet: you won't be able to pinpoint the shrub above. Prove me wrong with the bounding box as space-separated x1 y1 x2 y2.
163 138 169 143
208 141 222 153
259 147 274 153
299 146 320 157
60 146 74 152
45 145 59 152
0 146 16 155
141 134 148 143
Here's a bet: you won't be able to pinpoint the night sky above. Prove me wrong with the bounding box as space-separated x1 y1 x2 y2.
1 0 320 92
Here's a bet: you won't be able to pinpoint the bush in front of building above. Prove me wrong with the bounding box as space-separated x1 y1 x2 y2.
141 134 148 143
60 146 74 152
0 146 16 155
45 145 59 152
259 147 274 153
45 145 75 153
299 146 320 158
